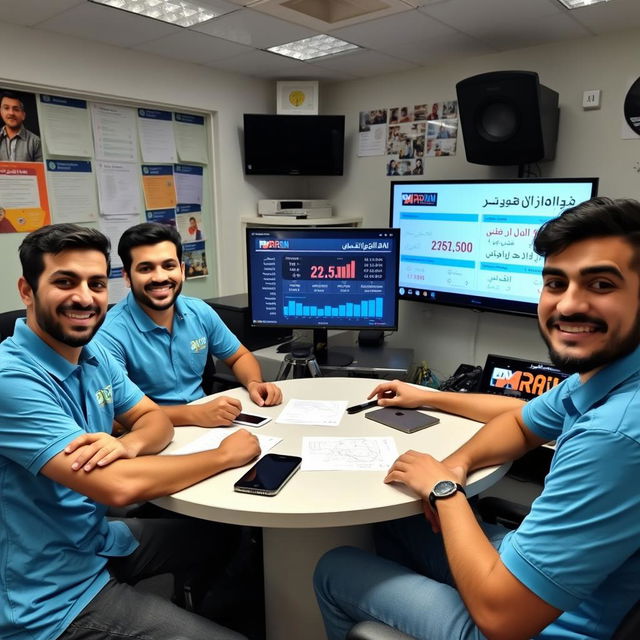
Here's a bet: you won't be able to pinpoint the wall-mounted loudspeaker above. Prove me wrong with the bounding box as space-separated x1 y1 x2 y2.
455 71 559 166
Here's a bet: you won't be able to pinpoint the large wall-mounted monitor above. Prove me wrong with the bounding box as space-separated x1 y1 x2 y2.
246 227 400 365
243 114 345 176
390 178 598 317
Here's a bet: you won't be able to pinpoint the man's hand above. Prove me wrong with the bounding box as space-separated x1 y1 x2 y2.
217 428 261 468
368 380 429 408
247 381 283 407
65 432 137 472
384 449 466 532
188 396 242 427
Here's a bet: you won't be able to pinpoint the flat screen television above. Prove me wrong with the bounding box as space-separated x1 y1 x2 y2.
246 227 400 365
243 114 345 176
390 178 598 317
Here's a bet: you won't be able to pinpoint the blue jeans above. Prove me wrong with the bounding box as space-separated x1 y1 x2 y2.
57 517 246 640
313 514 509 640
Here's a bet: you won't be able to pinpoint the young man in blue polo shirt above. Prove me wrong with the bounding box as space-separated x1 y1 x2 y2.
95 222 282 427
0 224 259 640
315 197 640 640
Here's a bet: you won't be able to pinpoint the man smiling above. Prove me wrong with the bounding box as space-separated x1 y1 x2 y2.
96 222 282 427
0 91 42 162
315 197 640 640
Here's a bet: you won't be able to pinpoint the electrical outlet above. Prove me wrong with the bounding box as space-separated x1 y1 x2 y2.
582 90 601 110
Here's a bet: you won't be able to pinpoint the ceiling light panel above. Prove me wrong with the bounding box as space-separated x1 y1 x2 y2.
268 34 359 59
555 0 609 9
89 0 222 27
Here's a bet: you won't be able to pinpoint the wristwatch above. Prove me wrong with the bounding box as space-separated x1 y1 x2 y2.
428 480 466 510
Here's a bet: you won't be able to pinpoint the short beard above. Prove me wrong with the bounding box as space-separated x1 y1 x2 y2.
132 279 182 312
539 313 640 374
34 299 105 348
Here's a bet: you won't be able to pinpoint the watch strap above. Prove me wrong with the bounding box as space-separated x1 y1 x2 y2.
428 483 466 509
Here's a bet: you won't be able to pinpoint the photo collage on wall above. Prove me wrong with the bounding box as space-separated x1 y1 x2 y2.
386 101 458 176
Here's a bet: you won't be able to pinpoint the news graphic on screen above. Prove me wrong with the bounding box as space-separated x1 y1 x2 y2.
479 354 570 401
246 228 400 332
389 178 598 316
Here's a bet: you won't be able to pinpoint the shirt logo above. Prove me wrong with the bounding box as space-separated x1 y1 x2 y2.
95 385 113 406
191 336 207 353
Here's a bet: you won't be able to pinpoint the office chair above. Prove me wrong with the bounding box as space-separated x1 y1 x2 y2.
0 308 25 341
201 351 241 395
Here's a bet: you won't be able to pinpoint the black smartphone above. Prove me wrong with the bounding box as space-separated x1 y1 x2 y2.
233 412 271 427
233 453 302 496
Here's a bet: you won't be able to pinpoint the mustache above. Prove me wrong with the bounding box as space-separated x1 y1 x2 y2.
546 313 608 332
58 303 101 314
145 280 175 290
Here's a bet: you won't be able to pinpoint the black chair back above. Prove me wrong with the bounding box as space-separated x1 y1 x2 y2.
0 309 26 342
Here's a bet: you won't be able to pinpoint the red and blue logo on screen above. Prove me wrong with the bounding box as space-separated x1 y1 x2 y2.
402 192 437 206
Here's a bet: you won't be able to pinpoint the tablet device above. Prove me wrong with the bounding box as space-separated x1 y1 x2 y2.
365 408 440 433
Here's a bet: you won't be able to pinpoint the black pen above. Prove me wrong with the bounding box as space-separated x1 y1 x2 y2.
346 399 379 414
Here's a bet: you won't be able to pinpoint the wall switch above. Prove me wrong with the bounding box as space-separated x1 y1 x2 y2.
582 89 601 110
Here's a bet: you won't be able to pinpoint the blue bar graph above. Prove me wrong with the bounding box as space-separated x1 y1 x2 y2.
284 297 384 318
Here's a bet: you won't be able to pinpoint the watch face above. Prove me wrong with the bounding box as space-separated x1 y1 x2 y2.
433 480 457 498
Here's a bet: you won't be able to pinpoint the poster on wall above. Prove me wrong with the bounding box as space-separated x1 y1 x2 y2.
39 95 93 158
141 164 176 210
174 113 208 164
91 103 139 162
138 108 177 163
46 160 99 223
622 76 640 139
358 109 387 157
176 204 204 242
183 240 207 279
0 88 43 163
0 162 51 233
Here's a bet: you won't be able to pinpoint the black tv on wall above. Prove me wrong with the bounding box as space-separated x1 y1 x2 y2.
243 114 345 176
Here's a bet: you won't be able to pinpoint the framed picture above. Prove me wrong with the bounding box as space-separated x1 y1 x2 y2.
276 81 319 115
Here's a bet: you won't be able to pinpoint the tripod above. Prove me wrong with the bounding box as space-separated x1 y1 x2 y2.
275 345 323 380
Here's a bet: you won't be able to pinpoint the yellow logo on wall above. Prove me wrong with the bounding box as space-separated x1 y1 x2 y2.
289 90 306 107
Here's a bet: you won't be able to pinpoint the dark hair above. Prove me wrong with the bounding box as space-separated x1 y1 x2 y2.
1 91 25 110
19 224 111 291
534 197 640 269
118 222 182 274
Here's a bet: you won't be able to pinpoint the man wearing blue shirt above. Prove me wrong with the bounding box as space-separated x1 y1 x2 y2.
315 197 640 640
96 222 282 427
0 223 259 640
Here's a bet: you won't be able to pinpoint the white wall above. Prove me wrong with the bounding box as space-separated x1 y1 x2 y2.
318 27 640 378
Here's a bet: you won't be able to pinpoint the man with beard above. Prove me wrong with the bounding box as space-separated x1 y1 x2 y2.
0 92 43 162
314 197 640 640
0 223 259 640
96 222 282 427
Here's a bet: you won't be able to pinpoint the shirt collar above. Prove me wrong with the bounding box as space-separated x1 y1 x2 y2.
12 318 99 381
0 125 25 140
566 344 640 415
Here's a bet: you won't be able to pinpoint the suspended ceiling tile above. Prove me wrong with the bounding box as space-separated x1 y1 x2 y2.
193 7 317 47
308 49 419 78
134 29 253 64
37 1 180 48
0 0 84 26
209 48 314 78
566 0 640 34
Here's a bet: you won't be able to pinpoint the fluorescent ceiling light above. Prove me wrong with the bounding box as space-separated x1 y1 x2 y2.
268 35 359 61
89 0 220 27
555 0 609 9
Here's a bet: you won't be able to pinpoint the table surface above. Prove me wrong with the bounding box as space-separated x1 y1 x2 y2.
153 377 507 528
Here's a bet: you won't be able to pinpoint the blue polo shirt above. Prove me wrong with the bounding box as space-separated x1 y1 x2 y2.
499 346 640 639
0 319 143 640
95 293 241 405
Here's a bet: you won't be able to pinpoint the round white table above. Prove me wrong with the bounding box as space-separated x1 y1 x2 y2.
154 377 508 640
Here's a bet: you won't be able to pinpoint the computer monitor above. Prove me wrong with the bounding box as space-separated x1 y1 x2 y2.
246 227 400 366
389 177 598 317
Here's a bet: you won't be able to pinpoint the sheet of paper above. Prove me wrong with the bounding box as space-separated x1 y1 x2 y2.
95 161 142 216
99 213 140 268
141 164 176 210
275 399 348 426
169 427 281 458
40 95 94 157
91 103 139 162
174 112 208 164
138 108 177 163
46 160 98 223
301 437 398 471
174 164 203 205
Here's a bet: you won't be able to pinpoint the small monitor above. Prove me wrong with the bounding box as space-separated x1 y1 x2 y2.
389 177 598 316
246 227 400 365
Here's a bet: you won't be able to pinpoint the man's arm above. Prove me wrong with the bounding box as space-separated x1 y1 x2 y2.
385 437 560 640
225 345 282 407
42 427 260 508
160 396 243 428
369 380 525 424
64 396 175 471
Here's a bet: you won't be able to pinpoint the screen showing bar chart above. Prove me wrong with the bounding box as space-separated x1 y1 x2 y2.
246 228 400 330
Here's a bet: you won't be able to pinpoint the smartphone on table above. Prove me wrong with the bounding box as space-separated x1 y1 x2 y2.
233 412 271 427
234 453 302 496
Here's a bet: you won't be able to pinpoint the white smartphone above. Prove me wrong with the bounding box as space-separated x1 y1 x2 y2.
233 412 271 428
